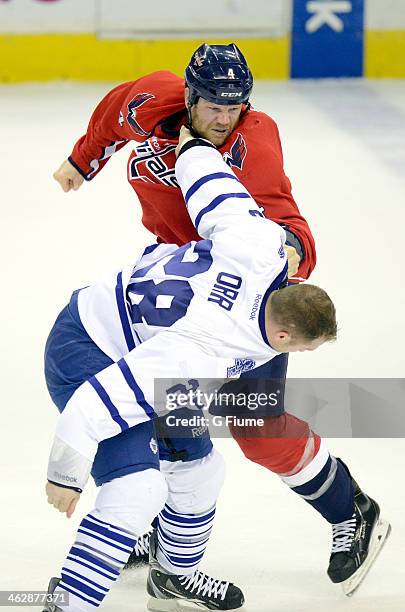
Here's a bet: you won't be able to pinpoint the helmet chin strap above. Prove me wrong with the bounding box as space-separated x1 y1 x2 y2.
186 101 201 138
240 101 251 118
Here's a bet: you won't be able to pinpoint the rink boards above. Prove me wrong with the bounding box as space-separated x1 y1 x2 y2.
0 0 405 81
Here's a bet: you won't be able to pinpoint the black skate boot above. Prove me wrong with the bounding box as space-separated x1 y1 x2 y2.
42 577 63 612
146 532 244 611
124 529 152 569
327 480 391 596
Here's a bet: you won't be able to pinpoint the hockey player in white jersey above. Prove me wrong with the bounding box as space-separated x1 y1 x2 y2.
43 128 383 612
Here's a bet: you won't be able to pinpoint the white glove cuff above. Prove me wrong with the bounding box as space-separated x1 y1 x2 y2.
47 436 92 492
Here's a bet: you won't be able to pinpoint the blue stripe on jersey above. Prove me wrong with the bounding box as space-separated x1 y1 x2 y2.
185 172 240 206
117 358 157 420
115 272 136 351
258 262 288 347
143 244 160 256
195 192 251 231
88 377 129 432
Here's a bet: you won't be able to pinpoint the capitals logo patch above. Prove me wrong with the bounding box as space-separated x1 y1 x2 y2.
193 52 205 67
223 133 247 171
127 93 155 137
227 358 256 377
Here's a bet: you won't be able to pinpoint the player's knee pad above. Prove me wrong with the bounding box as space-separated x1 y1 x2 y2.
93 468 168 536
163 448 225 514
229 413 321 476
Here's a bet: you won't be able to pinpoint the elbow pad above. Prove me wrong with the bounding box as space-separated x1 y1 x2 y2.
47 436 92 493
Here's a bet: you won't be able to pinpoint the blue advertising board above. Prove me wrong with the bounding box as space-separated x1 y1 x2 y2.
291 0 365 78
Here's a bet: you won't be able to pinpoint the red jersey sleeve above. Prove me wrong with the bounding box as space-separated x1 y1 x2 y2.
237 113 316 280
69 72 185 180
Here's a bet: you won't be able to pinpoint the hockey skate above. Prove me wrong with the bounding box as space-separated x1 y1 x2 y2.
124 528 152 569
147 532 245 611
327 481 391 597
42 577 63 612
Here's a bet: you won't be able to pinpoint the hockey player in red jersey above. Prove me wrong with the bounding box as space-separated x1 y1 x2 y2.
53 44 390 598
54 52 311 280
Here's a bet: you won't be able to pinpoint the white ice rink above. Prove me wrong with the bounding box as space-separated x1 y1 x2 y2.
1 79 404 611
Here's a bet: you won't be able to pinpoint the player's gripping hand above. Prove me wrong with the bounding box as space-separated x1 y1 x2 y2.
175 126 196 158
46 481 80 518
53 159 84 192
285 245 300 278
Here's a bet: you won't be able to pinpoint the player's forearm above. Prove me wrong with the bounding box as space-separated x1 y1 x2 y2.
290 228 316 280
268 122 317 278
68 81 140 179
278 216 316 280
69 129 128 181
176 141 265 239
46 369 154 493
259 193 317 280
47 436 92 493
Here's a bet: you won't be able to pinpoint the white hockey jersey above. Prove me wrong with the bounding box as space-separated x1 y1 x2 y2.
56 143 288 463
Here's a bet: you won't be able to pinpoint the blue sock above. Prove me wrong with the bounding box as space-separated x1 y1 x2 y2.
58 513 137 610
156 504 216 574
291 457 354 524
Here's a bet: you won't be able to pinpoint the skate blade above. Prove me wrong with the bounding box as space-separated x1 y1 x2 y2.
341 518 392 597
147 596 246 612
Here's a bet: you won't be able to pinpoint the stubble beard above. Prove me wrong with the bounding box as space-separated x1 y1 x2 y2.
194 123 230 147
190 112 234 147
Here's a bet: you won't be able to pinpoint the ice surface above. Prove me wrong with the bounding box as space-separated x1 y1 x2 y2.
0 79 404 611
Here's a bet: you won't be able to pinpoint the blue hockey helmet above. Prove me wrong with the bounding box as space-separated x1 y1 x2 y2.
185 43 253 107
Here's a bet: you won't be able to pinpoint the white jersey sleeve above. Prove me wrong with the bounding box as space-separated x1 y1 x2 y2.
54 329 224 463
175 143 286 264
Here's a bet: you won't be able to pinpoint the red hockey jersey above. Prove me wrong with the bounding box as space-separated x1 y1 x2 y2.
70 71 316 279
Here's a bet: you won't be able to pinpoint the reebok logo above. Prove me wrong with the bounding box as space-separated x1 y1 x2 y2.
54 471 78 483
249 294 262 320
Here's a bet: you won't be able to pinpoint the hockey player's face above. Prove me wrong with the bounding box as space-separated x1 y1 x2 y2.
271 334 327 353
191 98 242 146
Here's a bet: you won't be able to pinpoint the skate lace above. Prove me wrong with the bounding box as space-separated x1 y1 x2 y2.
331 513 357 553
179 570 229 601
133 531 150 556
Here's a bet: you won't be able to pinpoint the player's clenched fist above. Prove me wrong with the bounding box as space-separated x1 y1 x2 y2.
46 481 80 518
53 159 84 192
285 245 300 278
175 125 195 157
